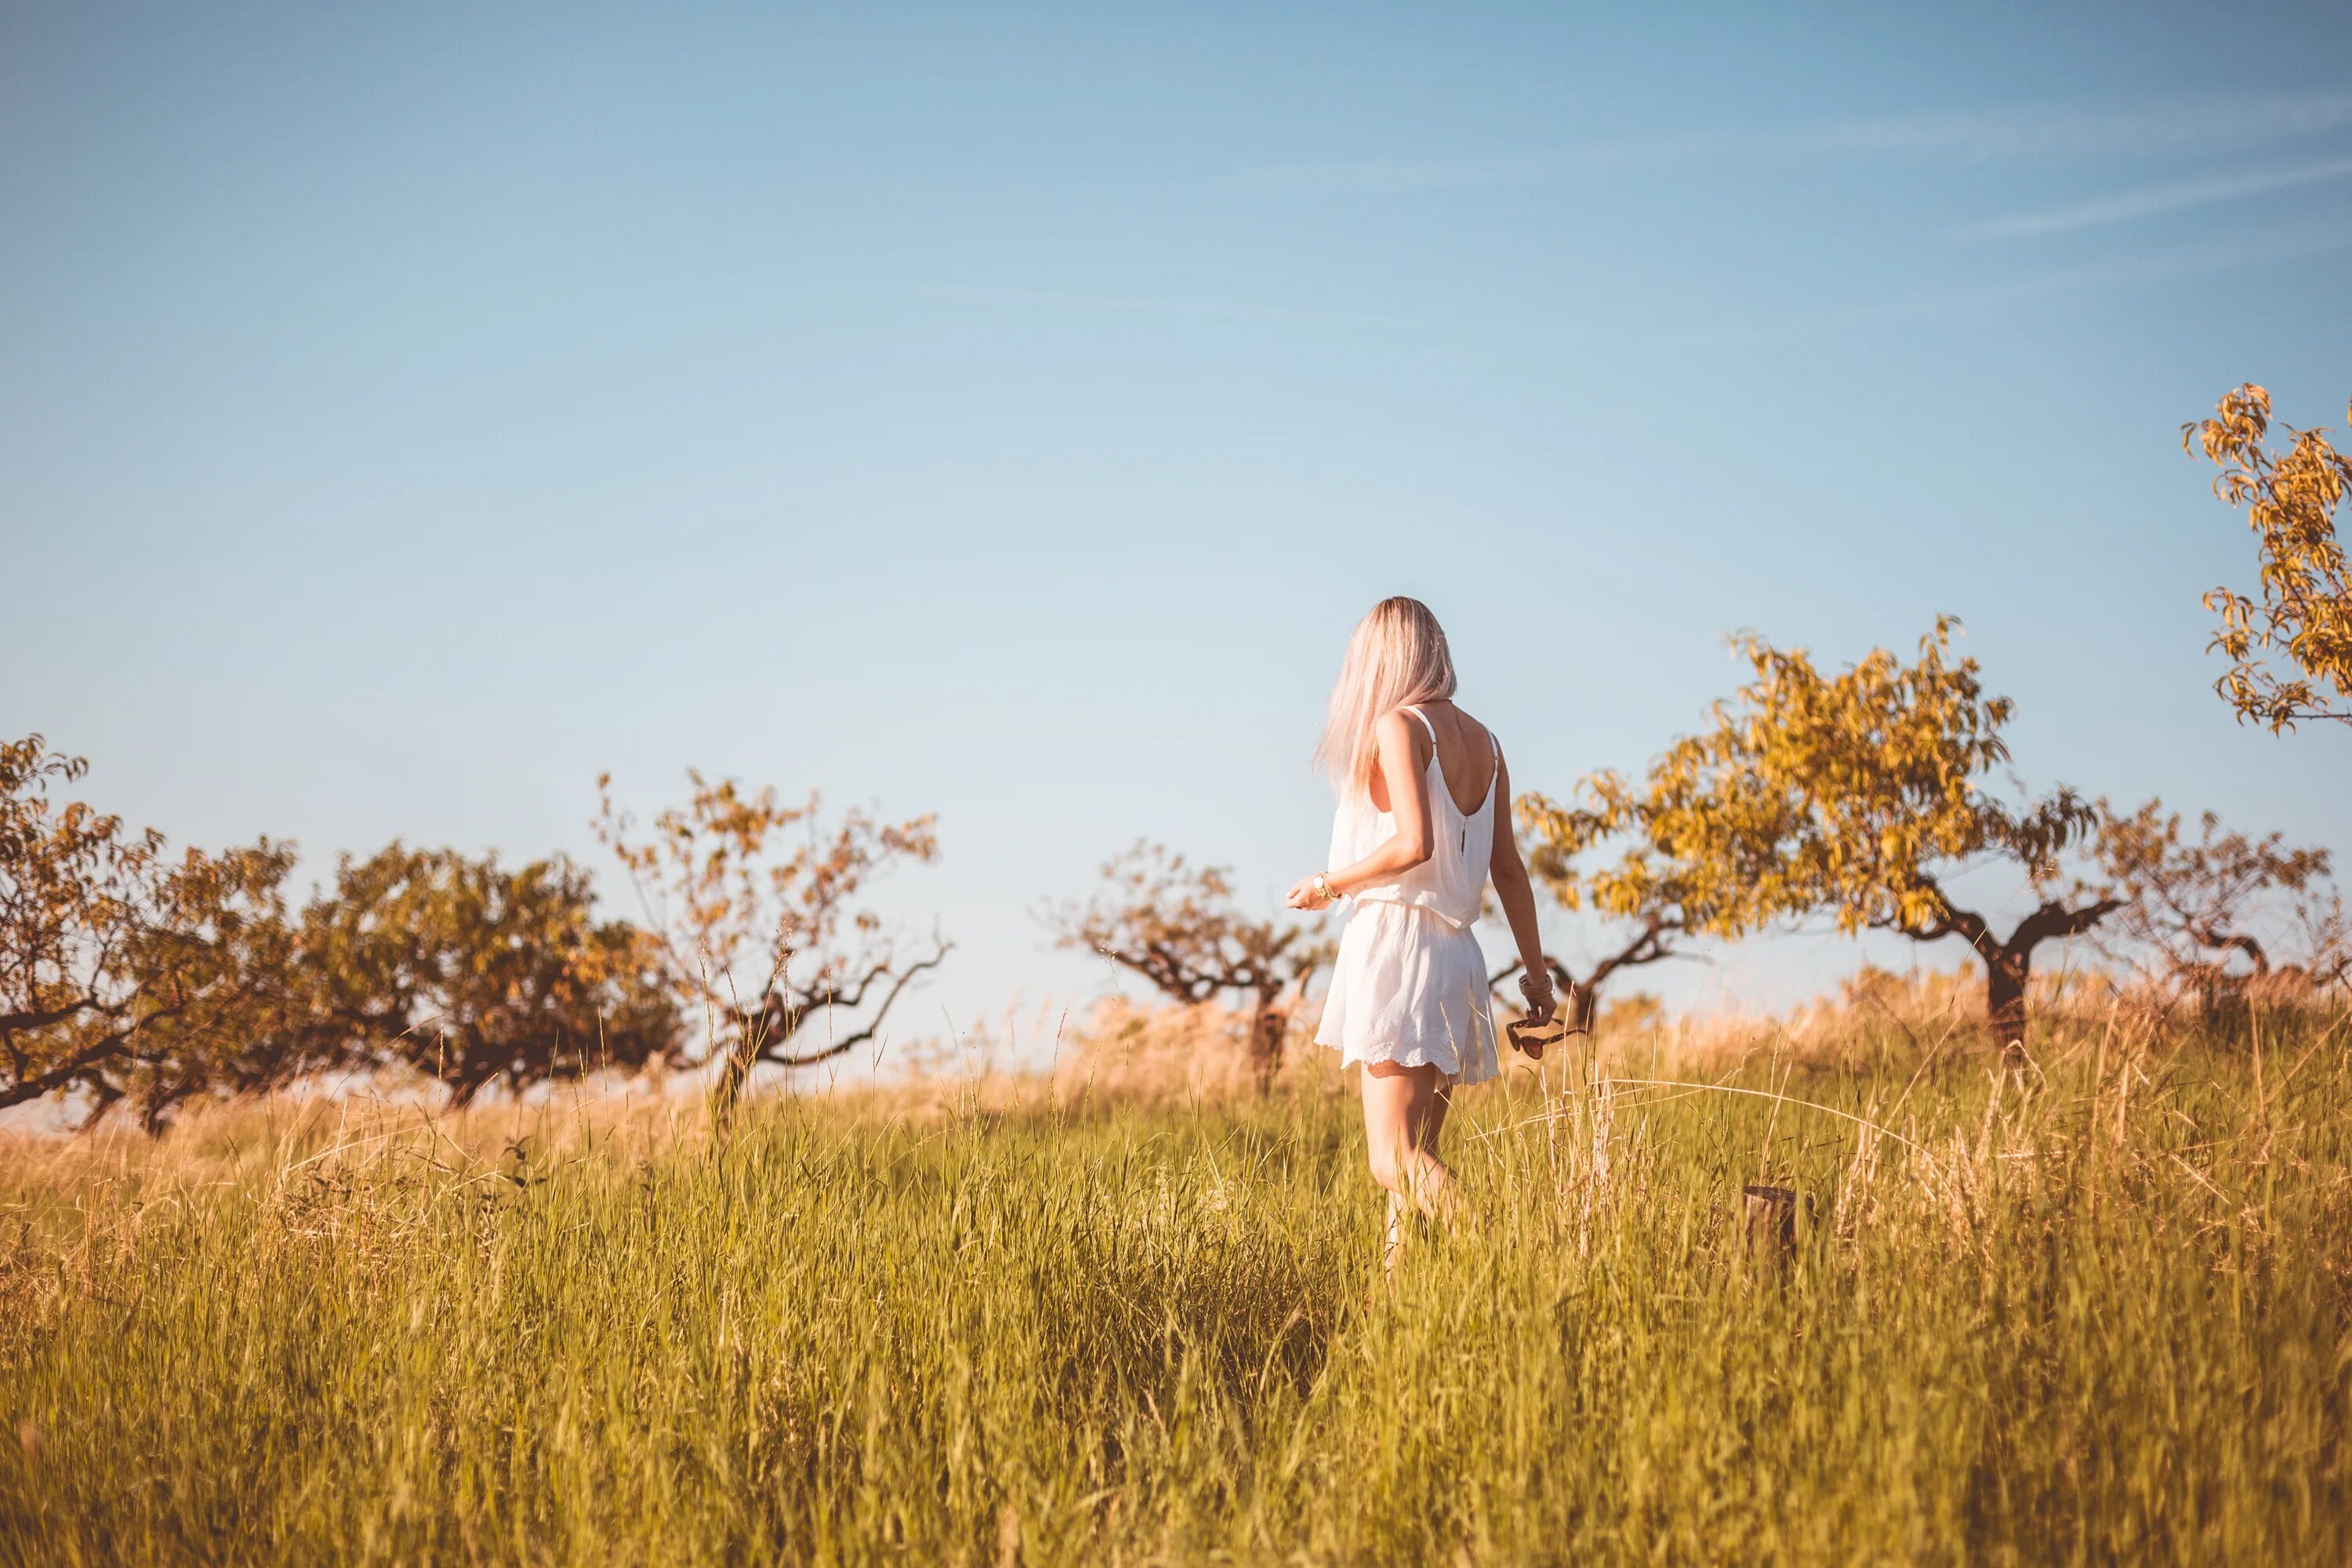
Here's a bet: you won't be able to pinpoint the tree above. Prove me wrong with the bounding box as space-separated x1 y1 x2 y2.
1631 620 2115 1049
1510 775 1712 1032
2185 384 2352 731
281 844 684 1106
594 771 946 1119
1051 841 1330 1092
2092 801 2348 1001
2 735 300 1130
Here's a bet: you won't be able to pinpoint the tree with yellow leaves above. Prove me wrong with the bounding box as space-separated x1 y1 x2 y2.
1510 775 1729 1033
2185 384 2351 731
595 771 946 1119
1625 620 2114 1050
1 734 302 1129
274 844 683 1108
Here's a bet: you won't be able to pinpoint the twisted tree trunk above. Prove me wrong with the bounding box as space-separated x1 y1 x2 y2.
1983 946 2031 1051
1903 891 2120 1060
1247 983 1287 1096
710 943 951 1129
1491 915 1680 1036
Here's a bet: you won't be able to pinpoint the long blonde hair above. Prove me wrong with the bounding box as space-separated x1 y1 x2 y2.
1314 597 1458 797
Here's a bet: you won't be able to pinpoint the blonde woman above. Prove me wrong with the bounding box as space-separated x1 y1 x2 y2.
1287 597 1555 1261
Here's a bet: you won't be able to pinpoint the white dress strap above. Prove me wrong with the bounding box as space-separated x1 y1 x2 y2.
1401 705 1439 746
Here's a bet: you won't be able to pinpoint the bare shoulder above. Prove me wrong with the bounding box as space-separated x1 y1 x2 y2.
1374 706 1426 758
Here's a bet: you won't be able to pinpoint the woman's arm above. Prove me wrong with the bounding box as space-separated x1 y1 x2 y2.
1485 750 1556 1023
1284 710 1431 909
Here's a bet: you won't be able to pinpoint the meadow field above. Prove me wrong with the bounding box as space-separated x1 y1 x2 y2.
3 1000 2347 1566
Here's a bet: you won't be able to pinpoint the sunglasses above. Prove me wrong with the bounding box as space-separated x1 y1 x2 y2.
1507 1005 1588 1062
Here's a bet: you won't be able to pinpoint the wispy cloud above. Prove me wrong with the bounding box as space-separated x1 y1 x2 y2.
1961 155 2352 239
1235 89 2352 194
1787 92 2352 159
928 222 2352 354
1662 223 2352 350
916 284 1469 333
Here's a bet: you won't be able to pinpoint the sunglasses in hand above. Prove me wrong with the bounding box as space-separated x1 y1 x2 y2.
1507 1013 1584 1061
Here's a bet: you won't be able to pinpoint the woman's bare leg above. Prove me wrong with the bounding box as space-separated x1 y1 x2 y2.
1361 1062 1458 1275
1419 1080 1453 1164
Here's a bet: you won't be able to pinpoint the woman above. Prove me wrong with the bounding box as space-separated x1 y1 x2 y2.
1286 597 1555 1265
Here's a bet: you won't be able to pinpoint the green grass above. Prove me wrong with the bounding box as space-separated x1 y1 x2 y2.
3 1012 2349 1565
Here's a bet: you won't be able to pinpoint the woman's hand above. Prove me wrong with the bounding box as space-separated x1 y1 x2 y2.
1517 968 1558 1026
1284 873 1334 911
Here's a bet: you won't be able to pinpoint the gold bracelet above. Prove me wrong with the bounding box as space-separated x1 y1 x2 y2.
1313 872 1335 904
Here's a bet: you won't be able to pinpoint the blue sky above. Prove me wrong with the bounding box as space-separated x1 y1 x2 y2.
5 2 2349 1071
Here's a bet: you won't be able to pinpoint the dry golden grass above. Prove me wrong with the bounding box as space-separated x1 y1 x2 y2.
4 993 2350 1563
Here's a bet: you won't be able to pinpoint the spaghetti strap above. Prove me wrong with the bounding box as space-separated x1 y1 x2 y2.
1400 705 1439 746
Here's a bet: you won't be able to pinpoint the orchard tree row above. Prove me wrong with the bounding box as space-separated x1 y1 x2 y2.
0 751 943 1131
4 385 2344 1126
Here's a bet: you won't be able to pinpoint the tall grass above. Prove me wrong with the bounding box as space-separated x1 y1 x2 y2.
3 1003 2348 1564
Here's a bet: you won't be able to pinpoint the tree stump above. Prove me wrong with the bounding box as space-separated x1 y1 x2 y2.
1743 1184 1798 1261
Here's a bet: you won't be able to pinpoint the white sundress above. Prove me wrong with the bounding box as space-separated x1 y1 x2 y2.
1313 706 1501 1087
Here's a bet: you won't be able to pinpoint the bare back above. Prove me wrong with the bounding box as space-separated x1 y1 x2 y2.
1367 699 1497 817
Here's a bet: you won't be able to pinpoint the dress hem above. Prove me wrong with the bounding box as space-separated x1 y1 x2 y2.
1311 1033 1500 1089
